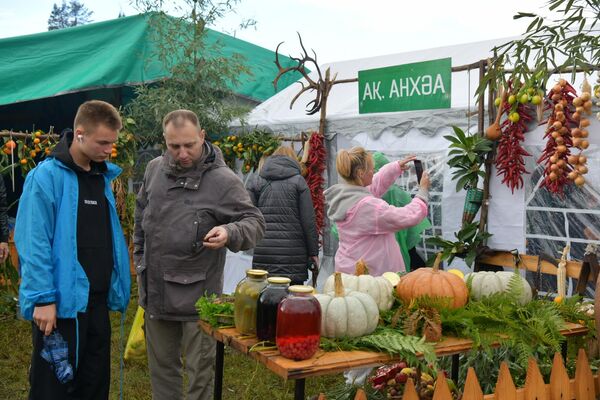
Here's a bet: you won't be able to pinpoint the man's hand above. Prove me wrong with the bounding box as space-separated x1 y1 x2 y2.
33 304 57 336
203 226 229 249
0 242 8 262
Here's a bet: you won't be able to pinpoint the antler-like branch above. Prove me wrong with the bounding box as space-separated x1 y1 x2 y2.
273 33 334 115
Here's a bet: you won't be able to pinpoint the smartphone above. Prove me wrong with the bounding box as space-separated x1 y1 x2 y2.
414 160 423 184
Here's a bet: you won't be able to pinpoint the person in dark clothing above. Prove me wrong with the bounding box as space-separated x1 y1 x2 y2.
16 100 131 400
0 177 9 263
247 146 319 285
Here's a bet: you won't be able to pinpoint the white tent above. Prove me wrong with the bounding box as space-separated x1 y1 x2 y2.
223 36 600 293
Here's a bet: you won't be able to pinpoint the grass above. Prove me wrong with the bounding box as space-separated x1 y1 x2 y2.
0 294 344 399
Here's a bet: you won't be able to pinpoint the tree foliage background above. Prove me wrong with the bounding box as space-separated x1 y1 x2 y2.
48 0 94 30
478 0 599 96
125 0 255 146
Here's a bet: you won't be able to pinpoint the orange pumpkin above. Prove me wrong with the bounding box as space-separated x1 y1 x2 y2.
396 254 468 309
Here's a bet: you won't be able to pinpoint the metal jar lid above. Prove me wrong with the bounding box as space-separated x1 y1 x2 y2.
288 285 314 293
246 269 268 278
267 277 291 284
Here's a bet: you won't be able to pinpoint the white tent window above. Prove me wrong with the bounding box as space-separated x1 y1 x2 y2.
523 146 600 297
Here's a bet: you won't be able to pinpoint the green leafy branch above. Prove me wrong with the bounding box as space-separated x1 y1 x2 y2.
476 0 600 99
426 221 492 267
445 126 492 192
320 327 437 367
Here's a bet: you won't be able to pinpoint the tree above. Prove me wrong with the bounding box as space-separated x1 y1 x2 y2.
48 0 93 31
125 1 254 145
478 0 599 96
47 1 69 30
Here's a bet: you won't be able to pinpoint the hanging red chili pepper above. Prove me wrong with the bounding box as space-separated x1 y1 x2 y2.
305 132 327 241
495 82 534 193
537 79 579 194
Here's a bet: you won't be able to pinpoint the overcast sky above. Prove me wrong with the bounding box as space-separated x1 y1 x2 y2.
0 0 549 63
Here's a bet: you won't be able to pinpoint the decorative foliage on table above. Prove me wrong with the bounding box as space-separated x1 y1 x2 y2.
195 294 235 327
403 306 442 343
440 293 597 393
319 327 437 367
439 292 586 369
426 221 492 267
211 129 280 172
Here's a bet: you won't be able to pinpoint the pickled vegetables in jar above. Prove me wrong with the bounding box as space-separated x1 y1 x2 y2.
234 269 268 334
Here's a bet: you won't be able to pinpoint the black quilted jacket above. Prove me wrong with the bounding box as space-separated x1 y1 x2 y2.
246 155 318 283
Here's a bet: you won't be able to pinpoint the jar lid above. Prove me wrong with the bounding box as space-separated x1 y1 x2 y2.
247 269 268 278
289 285 314 293
267 277 291 284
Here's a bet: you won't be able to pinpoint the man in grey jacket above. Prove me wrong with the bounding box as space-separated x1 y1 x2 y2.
133 109 265 400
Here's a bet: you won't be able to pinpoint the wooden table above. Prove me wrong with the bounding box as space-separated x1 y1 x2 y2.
199 321 588 400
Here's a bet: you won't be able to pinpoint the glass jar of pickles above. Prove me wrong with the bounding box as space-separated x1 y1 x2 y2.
256 277 291 342
276 285 321 361
234 269 268 335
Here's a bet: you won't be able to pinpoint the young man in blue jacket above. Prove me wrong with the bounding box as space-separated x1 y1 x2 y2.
16 100 131 400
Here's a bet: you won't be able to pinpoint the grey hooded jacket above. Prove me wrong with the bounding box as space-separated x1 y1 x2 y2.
134 142 265 321
246 155 318 283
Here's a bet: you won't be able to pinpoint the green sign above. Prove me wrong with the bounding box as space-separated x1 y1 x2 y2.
358 58 451 114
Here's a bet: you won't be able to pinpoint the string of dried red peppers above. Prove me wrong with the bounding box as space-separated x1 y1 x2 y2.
305 132 327 239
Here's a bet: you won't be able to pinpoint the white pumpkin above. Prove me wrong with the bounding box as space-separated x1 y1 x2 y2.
465 271 533 305
323 259 394 311
315 272 379 338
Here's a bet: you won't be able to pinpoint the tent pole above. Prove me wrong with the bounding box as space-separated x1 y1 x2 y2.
476 59 493 271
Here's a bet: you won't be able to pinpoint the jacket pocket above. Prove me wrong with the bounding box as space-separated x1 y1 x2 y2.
162 269 206 315
136 264 147 308
192 210 218 253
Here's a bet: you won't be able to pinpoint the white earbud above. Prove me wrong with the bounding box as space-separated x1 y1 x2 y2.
77 135 83 142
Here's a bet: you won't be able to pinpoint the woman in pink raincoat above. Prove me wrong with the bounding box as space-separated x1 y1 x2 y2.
324 147 430 276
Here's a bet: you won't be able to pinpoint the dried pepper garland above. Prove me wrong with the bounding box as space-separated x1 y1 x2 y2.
494 84 534 193
537 79 585 194
305 132 327 239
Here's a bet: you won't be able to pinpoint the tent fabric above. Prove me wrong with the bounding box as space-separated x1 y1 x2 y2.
227 35 600 287
0 13 302 106
232 37 516 135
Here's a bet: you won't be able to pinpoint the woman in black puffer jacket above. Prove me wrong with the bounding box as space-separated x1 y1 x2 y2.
247 146 319 285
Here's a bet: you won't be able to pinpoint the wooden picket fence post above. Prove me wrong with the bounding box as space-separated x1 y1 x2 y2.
318 349 599 400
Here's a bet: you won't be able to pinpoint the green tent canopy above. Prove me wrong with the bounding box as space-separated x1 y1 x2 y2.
0 12 302 106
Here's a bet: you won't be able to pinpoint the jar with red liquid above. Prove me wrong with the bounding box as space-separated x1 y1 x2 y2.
276 285 321 361
234 269 268 335
256 277 291 342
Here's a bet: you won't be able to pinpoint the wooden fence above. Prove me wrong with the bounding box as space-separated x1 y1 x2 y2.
321 349 599 400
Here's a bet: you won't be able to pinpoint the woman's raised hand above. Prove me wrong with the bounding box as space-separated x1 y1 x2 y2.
419 171 431 190
397 155 417 171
